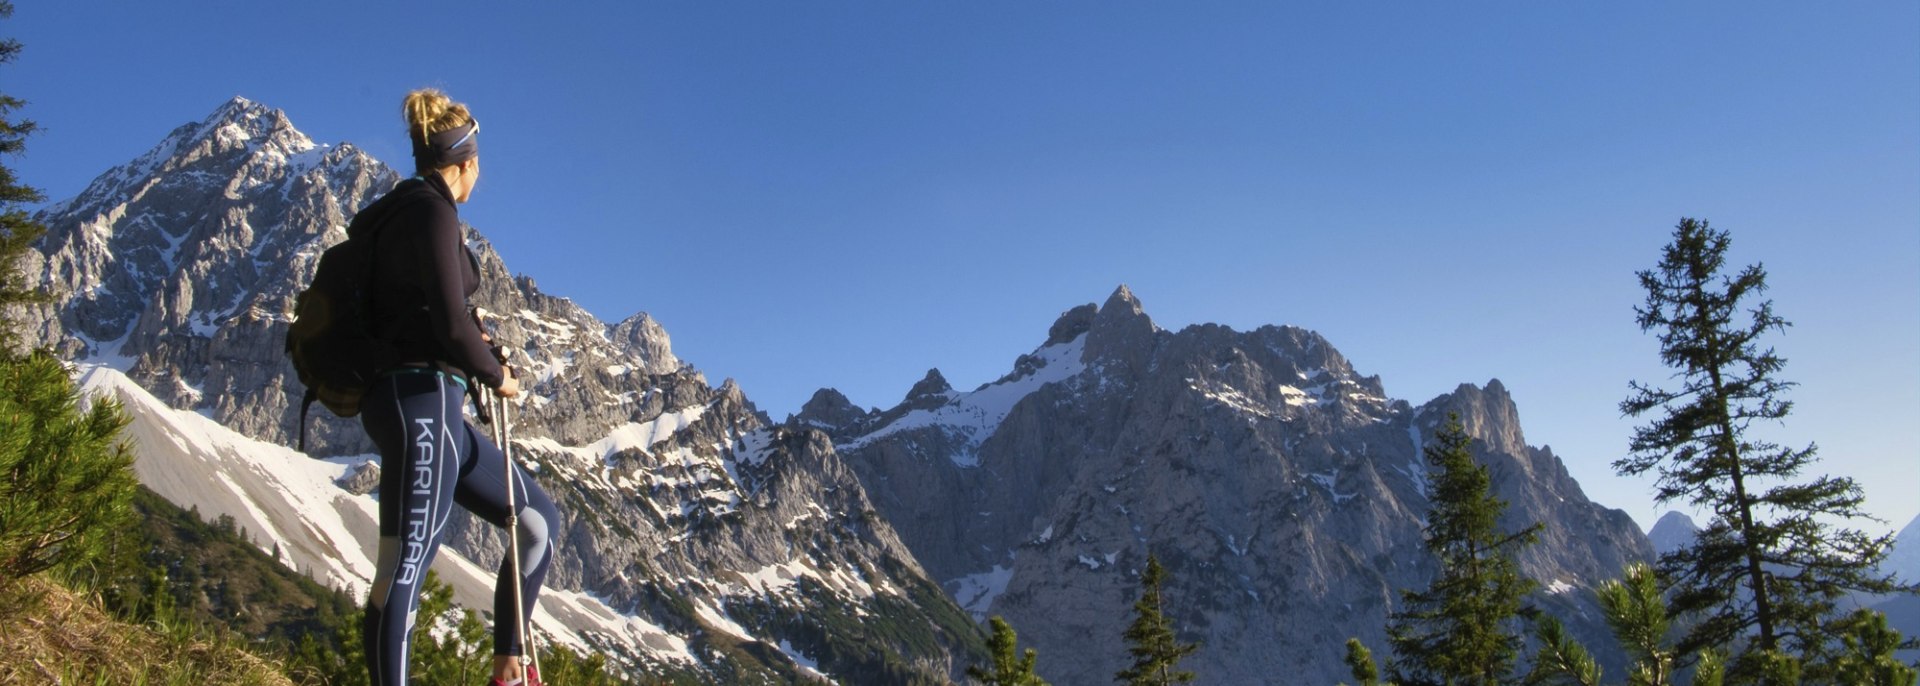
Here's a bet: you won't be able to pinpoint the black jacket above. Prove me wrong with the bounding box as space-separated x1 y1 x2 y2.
346 174 504 388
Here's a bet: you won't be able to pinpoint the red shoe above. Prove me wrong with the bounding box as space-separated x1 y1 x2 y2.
487 666 542 686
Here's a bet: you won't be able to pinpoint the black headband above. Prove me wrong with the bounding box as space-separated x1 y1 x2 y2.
412 119 479 169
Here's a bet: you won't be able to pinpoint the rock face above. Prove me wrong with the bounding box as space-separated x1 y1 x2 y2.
23 98 980 683
812 286 1653 686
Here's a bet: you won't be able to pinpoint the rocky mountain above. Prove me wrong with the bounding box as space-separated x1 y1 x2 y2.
25 98 981 683
802 286 1653 685
1648 510 1700 558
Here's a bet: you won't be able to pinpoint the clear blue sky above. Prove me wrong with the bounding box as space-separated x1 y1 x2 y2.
11 2 1917 535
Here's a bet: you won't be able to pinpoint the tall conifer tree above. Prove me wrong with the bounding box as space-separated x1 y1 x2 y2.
0 0 139 592
1617 218 1906 678
1116 554 1199 685
1387 414 1540 686
0 0 47 350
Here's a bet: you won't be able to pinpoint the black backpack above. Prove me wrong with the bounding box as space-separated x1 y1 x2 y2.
284 222 400 450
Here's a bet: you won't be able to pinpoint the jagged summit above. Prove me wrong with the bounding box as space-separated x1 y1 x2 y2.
905 368 954 401
1094 283 1152 328
1102 283 1143 314
608 311 681 375
30 98 389 362
1422 379 1528 457
43 97 327 220
206 95 267 126
793 388 869 431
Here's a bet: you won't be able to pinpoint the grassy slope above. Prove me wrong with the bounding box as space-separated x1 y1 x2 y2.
0 575 295 685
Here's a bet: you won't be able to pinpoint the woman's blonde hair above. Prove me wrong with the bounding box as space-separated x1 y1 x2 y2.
402 88 473 148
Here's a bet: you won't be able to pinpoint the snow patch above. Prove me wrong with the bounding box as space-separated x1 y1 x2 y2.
949 564 1015 620
695 601 754 641
841 335 1088 462
1307 470 1357 504
1225 533 1248 557
588 405 709 463
778 639 829 680
1190 377 1276 418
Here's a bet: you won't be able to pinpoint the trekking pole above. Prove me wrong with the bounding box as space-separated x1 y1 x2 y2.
494 349 542 683
499 384 545 680
475 307 542 683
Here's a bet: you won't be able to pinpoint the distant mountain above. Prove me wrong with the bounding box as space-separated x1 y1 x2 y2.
1873 513 1920 657
1881 513 1920 587
29 98 980 683
803 286 1653 686
1647 511 1700 558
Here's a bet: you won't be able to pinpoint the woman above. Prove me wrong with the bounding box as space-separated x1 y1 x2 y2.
352 88 560 686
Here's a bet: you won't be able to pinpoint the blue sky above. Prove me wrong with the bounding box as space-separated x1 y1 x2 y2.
11 2 1917 535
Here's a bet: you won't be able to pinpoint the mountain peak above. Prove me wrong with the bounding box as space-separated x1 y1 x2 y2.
1082 285 1160 375
793 388 868 431
1647 511 1699 557
42 96 319 220
188 95 301 151
906 368 953 401
609 312 680 375
1100 284 1145 319
1092 284 1154 334
207 95 264 122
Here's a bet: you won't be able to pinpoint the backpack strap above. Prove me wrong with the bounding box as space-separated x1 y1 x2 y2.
298 387 317 453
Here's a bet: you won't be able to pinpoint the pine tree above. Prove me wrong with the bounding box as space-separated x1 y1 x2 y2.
1807 608 1916 686
1342 638 1397 686
1596 563 1677 686
1115 554 1199 685
969 615 1050 686
0 0 138 594
1525 615 1601 686
1617 218 1907 678
1387 413 1540 686
410 570 493 685
1 0 48 355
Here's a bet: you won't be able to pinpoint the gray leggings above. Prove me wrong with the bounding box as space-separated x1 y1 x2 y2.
359 370 559 685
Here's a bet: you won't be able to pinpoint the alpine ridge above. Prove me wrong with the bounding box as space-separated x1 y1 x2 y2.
806 285 1653 685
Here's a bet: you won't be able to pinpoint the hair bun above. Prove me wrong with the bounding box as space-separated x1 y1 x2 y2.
403 88 472 144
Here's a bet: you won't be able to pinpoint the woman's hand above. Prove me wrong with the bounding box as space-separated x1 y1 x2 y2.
496 366 521 398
